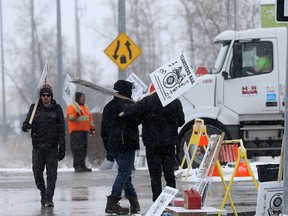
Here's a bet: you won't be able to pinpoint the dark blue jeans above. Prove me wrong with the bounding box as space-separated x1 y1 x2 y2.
111 150 137 198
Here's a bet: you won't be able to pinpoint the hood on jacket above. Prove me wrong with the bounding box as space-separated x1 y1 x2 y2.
75 92 85 105
113 80 134 98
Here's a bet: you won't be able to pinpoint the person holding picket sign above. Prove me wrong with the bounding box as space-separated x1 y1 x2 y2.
101 80 141 215
22 84 66 207
120 84 185 202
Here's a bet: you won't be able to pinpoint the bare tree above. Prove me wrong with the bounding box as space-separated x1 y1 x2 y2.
5 0 101 109
176 0 261 68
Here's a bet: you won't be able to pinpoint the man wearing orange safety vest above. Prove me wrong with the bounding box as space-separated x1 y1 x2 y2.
67 92 95 172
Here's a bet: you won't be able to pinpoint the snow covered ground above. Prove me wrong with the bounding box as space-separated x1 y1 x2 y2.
175 156 281 183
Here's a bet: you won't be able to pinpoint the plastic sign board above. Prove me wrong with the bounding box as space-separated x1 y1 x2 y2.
276 0 288 22
150 52 198 107
62 74 76 106
37 61 50 89
104 32 142 71
256 181 283 215
126 72 148 101
145 186 178 216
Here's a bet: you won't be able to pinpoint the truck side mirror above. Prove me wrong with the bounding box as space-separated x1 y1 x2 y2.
222 71 228 80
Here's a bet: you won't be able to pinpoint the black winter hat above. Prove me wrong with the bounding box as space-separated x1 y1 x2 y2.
75 92 85 104
113 80 134 98
40 84 53 97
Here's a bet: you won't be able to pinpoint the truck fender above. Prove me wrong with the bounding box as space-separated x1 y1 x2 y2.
182 106 220 127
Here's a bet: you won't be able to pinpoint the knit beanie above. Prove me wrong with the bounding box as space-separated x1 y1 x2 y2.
39 84 53 97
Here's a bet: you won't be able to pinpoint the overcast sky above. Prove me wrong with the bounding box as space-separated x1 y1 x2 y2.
1 0 119 116
2 0 118 85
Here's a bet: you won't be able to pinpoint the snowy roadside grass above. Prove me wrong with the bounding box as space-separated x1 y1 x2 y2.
0 134 32 168
0 134 74 169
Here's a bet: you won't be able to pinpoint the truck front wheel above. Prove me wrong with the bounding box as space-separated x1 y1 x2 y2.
178 119 230 169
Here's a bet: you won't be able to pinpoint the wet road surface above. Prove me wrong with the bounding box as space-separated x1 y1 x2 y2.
0 168 257 216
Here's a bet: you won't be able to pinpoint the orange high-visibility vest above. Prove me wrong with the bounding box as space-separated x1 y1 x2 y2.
66 102 94 134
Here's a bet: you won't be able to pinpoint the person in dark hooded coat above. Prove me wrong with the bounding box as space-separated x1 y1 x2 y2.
22 84 66 207
101 80 141 215
121 85 185 202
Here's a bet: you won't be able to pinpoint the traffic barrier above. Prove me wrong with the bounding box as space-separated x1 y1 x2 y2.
218 140 259 216
179 119 237 215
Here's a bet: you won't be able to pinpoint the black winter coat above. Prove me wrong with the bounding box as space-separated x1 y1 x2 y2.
101 97 140 156
124 93 185 147
22 99 66 150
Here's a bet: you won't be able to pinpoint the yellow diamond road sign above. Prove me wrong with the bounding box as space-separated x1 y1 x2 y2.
104 32 142 71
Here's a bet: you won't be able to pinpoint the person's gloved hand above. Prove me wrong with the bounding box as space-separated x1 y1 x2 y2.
22 123 32 132
76 110 83 117
90 129 96 137
58 145 66 161
106 151 115 162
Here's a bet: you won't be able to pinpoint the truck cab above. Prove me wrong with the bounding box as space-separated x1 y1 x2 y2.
179 27 287 167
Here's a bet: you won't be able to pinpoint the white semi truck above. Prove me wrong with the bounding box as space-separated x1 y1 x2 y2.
179 27 286 167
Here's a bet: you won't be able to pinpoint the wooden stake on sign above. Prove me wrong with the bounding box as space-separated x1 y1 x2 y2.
28 100 39 124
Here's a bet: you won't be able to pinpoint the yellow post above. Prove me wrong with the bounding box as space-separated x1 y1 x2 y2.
219 140 258 215
180 119 208 170
182 119 209 180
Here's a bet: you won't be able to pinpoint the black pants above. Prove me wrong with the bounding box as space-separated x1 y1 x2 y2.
32 147 58 200
145 145 176 201
70 131 88 169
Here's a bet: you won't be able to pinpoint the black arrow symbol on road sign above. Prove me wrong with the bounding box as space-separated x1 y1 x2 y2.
125 41 132 59
113 40 120 60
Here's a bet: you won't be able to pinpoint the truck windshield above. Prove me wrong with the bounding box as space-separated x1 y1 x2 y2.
211 42 230 74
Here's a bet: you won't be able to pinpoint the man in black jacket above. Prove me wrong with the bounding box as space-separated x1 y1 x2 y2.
122 85 185 202
101 80 140 215
22 84 66 207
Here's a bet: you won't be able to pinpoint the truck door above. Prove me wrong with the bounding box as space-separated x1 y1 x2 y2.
223 40 279 114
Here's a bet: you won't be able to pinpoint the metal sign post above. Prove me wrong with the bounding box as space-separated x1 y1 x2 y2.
118 0 126 80
276 2 288 214
284 29 288 215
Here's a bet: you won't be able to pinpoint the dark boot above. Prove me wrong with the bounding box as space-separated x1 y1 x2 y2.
45 200 54 207
128 195 140 214
40 191 46 207
45 196 54 207
82 166 92 172
105 195 129 215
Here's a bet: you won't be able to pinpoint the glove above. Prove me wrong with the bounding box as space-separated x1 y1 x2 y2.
106 151 115 162
22 123 32 132
76 110 83 117
58 146 66 161
90 129 96 137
